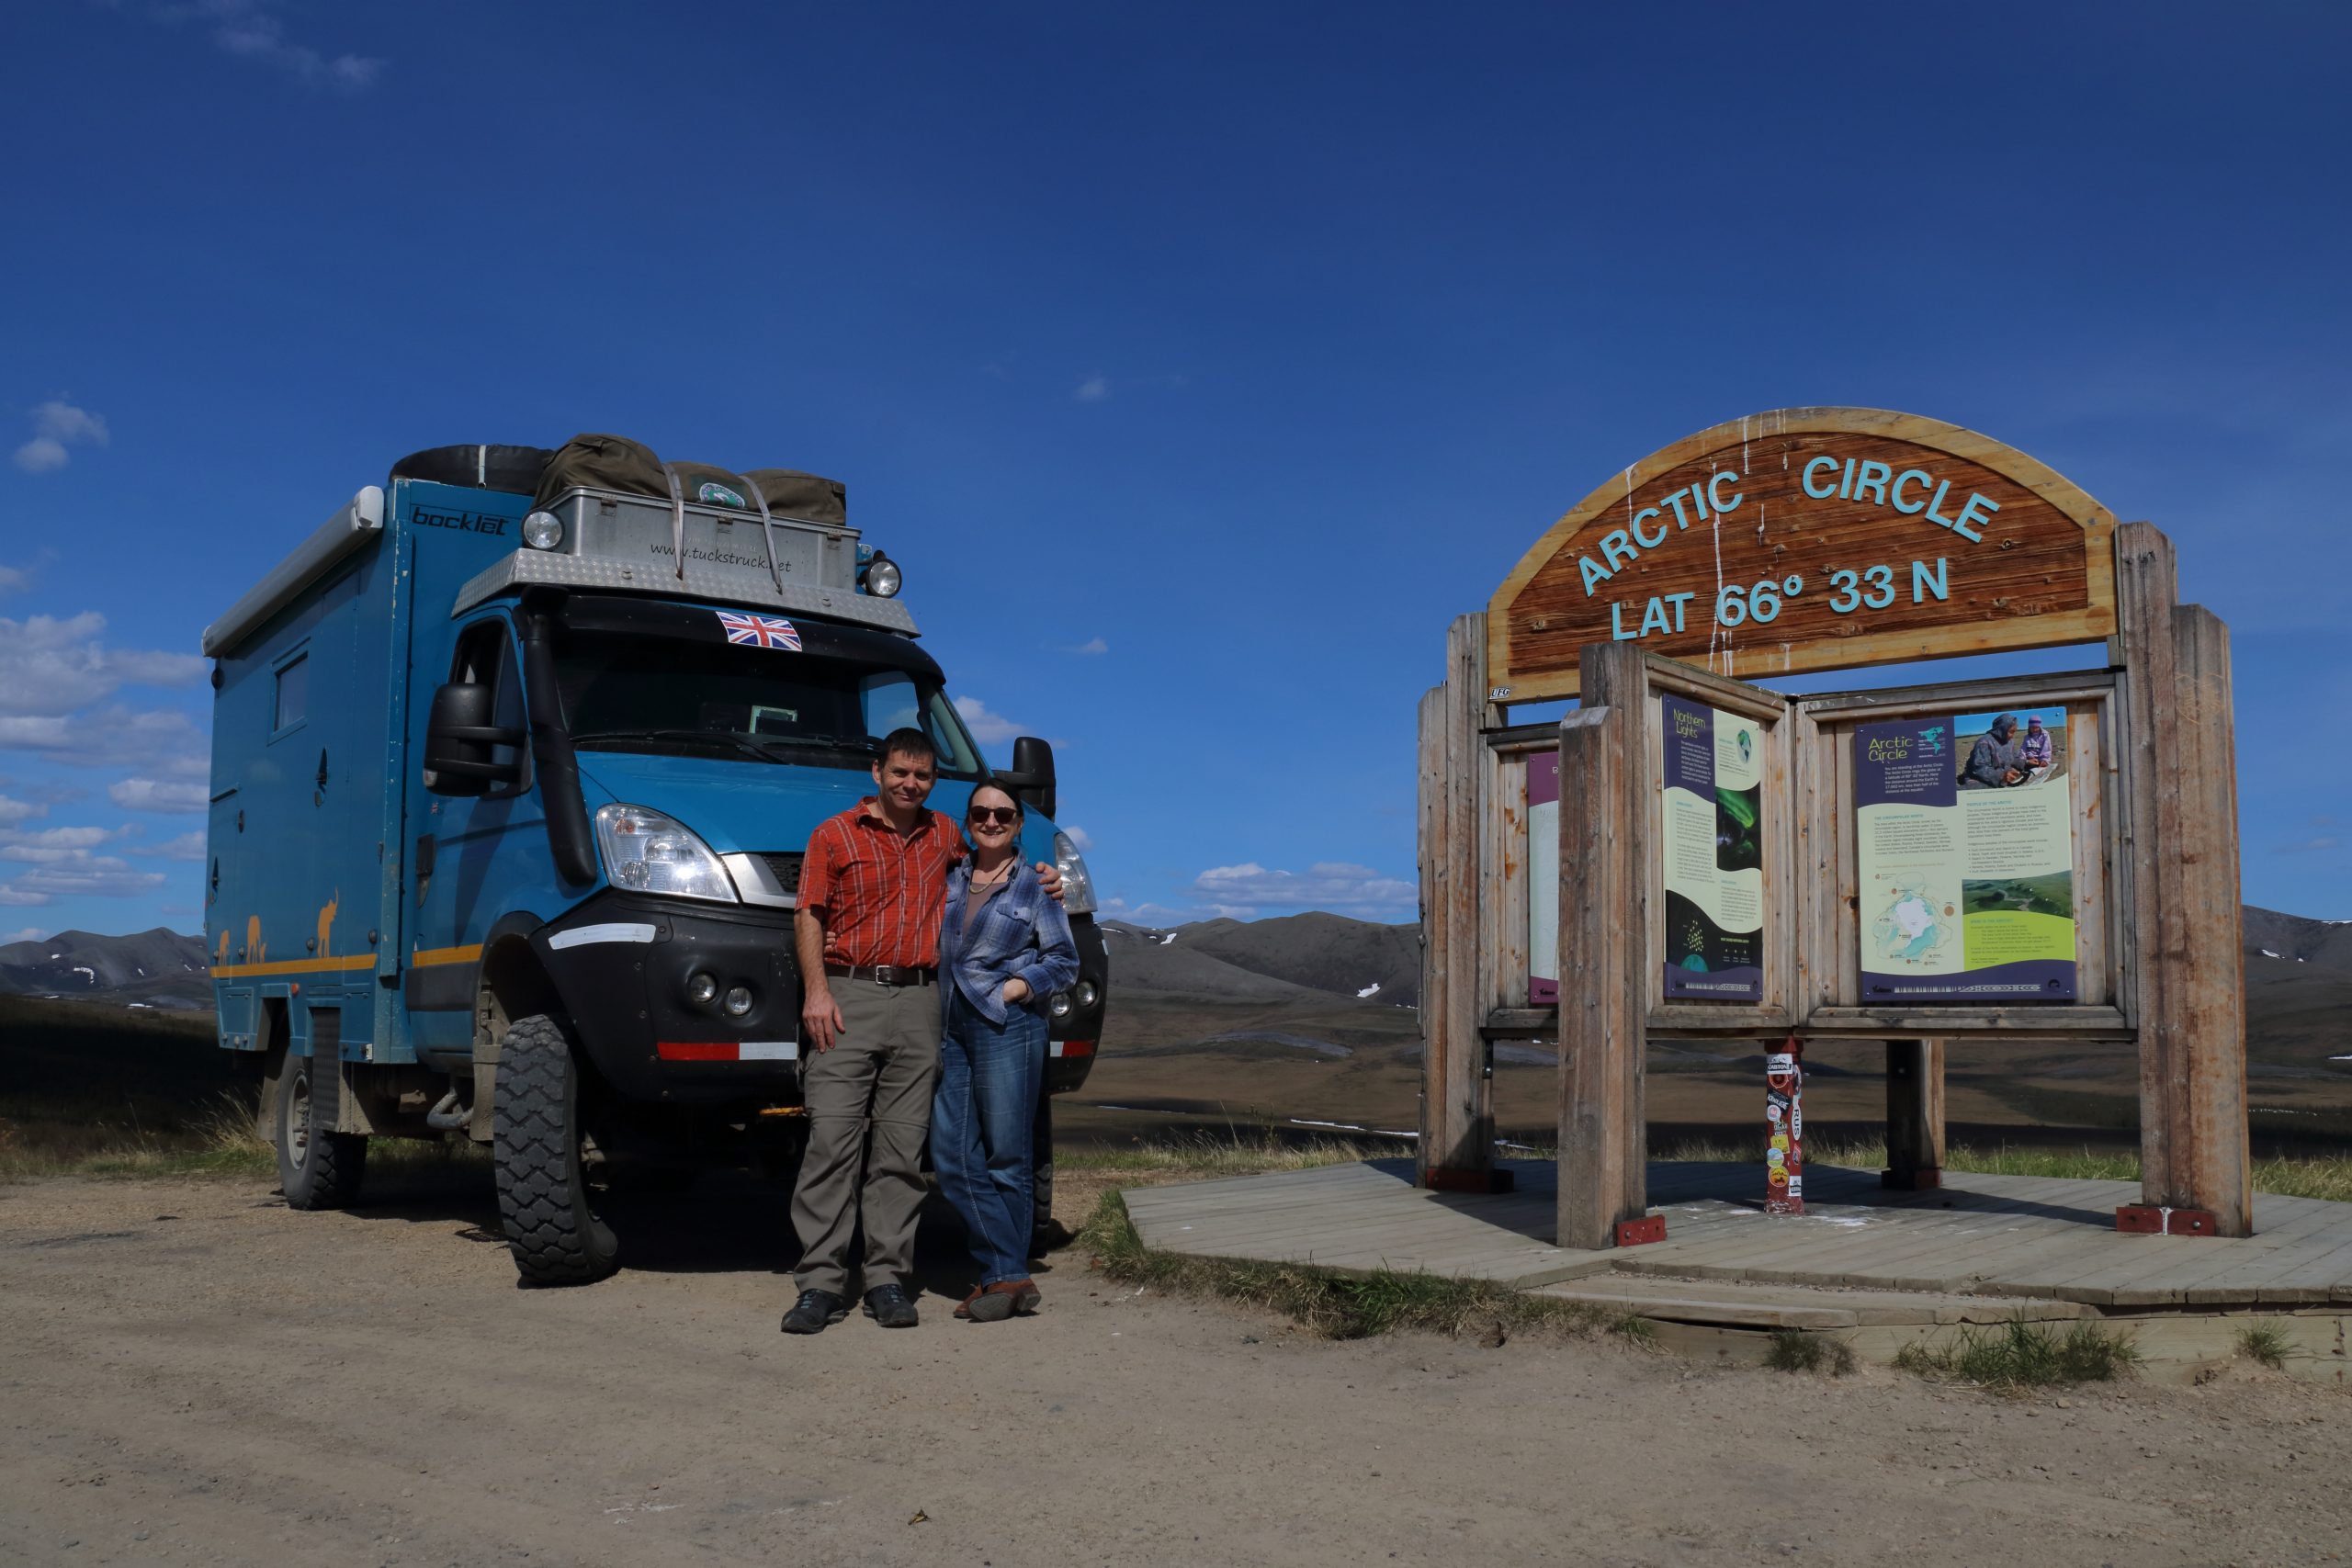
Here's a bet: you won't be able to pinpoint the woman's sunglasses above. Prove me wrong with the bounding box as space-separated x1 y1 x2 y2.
967 806 1020 826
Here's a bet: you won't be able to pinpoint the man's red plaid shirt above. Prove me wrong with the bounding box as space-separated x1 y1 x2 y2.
797 798 968 969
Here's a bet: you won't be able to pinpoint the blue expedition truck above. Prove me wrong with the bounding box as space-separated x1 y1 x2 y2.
199 435 1109 1284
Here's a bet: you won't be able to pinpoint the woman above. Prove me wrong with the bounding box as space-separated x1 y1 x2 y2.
933 779 1080 1322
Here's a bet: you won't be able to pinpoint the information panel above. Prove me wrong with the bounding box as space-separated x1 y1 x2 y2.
1659 696 1764 1000
1528 752 1559 1005
1855 709 2077 1001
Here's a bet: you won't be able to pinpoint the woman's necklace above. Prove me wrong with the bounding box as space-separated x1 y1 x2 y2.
969 856 1015 890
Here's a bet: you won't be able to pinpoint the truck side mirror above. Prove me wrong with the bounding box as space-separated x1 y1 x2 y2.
423 682 523 796
1002 735 1057 820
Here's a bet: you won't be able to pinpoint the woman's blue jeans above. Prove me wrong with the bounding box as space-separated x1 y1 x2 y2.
933 986 1046 1287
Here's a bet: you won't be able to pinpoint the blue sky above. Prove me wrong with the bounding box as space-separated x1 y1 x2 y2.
4 1 2349 940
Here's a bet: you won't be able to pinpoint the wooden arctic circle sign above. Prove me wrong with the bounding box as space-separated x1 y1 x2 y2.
1487 408 2119 703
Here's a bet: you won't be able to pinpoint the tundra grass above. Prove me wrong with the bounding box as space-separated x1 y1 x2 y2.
1893 1321 2141 1388
1065 1133 2352 1203
0 1089 481 1184
1077 1188 1654 1346
1658 1138 2352 1205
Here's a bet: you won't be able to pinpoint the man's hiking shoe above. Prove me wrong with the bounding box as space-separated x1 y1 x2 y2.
953 1285 984 1321
967 1279 1039 1323
781 1289 848 1335
862 1283 920 1328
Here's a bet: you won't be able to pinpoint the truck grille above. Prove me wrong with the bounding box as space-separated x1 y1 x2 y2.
757 853 803 896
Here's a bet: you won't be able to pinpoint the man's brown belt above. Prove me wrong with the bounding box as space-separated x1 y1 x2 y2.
823 964 937 987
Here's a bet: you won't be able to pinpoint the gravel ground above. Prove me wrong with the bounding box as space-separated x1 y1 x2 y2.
4 1165 2349 1568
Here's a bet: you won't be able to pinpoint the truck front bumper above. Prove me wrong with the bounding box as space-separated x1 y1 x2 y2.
532 893 803 1105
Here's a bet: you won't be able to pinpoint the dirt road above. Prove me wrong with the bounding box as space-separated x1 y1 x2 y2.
5 1167 2348 1568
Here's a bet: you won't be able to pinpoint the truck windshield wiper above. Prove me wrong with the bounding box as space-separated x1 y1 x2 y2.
743 732 876 755
573 728 788 765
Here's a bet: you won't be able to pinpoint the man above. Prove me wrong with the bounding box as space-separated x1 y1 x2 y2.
1961 713 2024 790
781 728 1058 1334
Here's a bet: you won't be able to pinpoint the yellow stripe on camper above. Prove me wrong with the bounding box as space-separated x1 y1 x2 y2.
410 943 485 967
212 954 378 978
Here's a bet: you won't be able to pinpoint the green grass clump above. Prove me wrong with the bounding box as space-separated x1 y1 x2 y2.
1764 1329 1855 1376
1894 1321 2139 1388
2236 1321 2293 1371
1079 1190 1652 1345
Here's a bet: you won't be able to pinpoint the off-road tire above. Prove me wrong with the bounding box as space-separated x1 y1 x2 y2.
493 1013 619 1286
275 1051 368 1211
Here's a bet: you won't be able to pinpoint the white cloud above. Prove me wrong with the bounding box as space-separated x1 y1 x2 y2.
953 694 1026 745
108 777 210 813
0 823 131 861
1075 376 1111 403
12 400 108 473
0 564 29 594
0 794 42 828
0 706 209 776
131 830 207 862
0 849 165 906
153 1 387 89
2274 836 2340 855
3 926 45 944
1066 637 1109 656
0 612 209 716
13 437 67 474
1060 825 1093 852
1191 861 1417 917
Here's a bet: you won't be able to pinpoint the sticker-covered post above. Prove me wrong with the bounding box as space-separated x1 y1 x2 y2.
1765 1038 1804 1215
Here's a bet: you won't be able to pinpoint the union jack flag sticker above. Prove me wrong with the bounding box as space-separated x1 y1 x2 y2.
716 611 802 651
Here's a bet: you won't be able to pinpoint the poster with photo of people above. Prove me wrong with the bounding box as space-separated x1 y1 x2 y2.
1855 706 2077 1003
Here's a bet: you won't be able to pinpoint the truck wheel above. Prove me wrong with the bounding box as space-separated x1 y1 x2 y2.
276 1052 368 1211
493 1013 618 1286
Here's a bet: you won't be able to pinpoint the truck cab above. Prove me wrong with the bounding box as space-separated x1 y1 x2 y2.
201 438 1109 1283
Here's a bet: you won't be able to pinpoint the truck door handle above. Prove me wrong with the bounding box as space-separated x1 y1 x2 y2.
316 749 331 790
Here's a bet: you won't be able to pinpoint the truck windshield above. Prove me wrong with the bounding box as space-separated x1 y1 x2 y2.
555 632 985 776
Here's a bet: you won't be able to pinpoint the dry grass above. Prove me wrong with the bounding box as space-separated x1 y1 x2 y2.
1764 1329 1856 1376
1076 1188 1653 1345
1058 1131 1411 1179
0 1089 481 1184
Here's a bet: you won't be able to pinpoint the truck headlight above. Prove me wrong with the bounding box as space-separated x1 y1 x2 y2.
859 551 902 598
522 511 565 550
594 805 738 903
1052 831 1098 915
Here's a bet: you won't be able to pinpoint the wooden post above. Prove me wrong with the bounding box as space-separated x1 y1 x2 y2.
1883 1038 1946 1190
1577 643 1652 1229
1555 653 1651 1249
2158 604 2251 1233
1419 613 1492 1190
2115 523 2251 1235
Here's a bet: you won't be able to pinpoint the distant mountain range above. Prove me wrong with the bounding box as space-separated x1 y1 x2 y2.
0 929 212 1010
5 908 2343 1050
1104 913 1422 1006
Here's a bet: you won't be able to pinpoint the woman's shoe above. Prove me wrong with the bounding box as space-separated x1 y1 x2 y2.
967 1280 1030 1323
953 1285 984 1321
1011 1279 1043 1314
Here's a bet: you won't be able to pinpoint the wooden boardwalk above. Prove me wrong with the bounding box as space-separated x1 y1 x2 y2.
1122 1159 2352 1314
